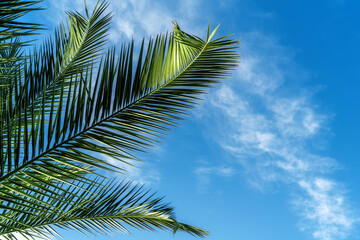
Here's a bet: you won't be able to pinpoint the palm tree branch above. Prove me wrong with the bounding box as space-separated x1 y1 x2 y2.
0 180 208 239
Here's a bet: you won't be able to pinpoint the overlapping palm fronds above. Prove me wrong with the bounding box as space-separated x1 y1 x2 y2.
0 0 42 40
0 0 43 88
0 0 240 239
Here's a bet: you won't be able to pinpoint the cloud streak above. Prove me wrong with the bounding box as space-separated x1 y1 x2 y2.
296 178 354 240
104 155 161 185
46 0 205 44
200 31 356 240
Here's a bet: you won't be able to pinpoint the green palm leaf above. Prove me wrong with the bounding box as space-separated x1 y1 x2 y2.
0 179 208 239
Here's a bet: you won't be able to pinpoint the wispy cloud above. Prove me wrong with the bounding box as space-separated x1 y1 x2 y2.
104 155 161 185
296 178 355 240
108 0 206 42
45 0 98 22
47 0 205 44
107 0 173 42
200 31 357 239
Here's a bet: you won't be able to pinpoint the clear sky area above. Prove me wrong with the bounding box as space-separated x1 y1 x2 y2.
26 0 360 240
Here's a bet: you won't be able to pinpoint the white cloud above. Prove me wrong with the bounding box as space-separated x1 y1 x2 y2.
200 31 356 239
108 0 173 42
46 0 205 44
105 155 161 185
46 0 98 23
269 97 323 138
296 178 355 240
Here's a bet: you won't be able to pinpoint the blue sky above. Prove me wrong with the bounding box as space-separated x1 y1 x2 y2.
25 0 360 240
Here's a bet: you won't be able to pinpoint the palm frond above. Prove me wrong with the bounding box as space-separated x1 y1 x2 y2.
0 179 208 239
43 22 239 177
0 4 239 206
